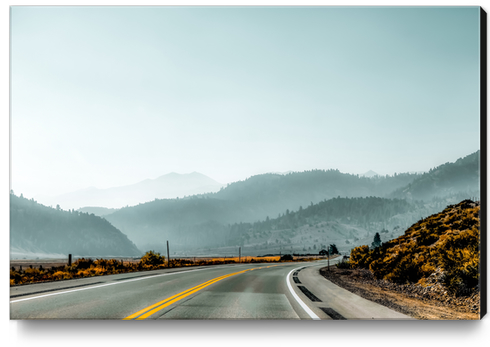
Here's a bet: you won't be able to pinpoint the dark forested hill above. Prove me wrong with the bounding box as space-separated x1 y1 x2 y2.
225 196 424 252
212 169 420 213
105 193 429 254
390 151 480 201
10 193 141 258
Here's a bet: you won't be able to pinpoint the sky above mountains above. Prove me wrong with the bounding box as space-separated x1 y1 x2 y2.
10 6 481 198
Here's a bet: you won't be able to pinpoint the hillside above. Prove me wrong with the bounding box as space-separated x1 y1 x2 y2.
104 149 480 250
104 169 421 249
225 196 422 254
104 151 480 254
391 151 480 201
104 197 248 251
10 193 142 258
105 195 428 255
349 199 480 297
212 169 420 216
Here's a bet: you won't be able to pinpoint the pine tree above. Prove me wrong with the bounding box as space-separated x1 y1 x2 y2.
371 232 382 248
329 244 339 255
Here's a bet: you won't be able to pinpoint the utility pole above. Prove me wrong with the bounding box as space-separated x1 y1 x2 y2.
239 247 241 263
327 246 330 271
167 240 170 267
68 254 72 267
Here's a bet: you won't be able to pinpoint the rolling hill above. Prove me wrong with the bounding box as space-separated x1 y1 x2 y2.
391 151 480 201
10 193 141 259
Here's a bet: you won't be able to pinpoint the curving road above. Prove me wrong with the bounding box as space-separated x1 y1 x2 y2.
10 260 413 320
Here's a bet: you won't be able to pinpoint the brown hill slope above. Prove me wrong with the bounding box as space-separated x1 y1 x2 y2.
349 199 480 297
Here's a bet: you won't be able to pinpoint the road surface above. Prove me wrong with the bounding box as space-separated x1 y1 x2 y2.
10 260 412 320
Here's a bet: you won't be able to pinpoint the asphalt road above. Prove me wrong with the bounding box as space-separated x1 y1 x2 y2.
10 260 412 320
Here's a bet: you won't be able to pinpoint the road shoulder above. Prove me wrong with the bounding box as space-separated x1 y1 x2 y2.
291 262 413 320
319 265 479 320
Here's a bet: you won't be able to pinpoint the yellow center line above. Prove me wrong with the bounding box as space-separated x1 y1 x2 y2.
123 273 232 320
123 267 261 320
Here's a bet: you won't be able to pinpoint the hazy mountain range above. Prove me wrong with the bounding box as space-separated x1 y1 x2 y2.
36 172 224 210
102 151 479 253
390 151 480 201
10 150 480 258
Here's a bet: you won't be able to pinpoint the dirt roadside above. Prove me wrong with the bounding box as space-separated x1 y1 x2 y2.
319 266 480 320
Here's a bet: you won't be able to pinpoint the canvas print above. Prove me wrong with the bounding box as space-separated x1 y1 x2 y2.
9 6 485 320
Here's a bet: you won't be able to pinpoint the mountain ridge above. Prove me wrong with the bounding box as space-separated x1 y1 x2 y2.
390 151 480 201
104 151 480 253
36 172 224 210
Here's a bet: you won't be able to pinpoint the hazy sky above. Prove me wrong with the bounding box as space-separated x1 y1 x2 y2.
10 6 481 198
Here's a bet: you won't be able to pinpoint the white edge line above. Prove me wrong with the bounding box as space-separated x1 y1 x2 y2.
10 267 211 303
286 266 321 320
10 262 272 303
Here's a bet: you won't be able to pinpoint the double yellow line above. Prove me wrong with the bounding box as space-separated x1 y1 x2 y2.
124 266 277 320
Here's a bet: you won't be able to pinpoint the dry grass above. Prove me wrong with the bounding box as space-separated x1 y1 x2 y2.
10 254 327 286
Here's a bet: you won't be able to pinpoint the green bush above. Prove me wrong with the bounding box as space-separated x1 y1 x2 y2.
335 260 351 269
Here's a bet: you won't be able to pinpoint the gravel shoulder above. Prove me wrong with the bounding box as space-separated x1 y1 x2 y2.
319 266 480 320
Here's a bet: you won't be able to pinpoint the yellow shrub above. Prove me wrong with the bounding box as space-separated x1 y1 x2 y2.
349 200 480 293
93 266 108 275
52 271 73 280
77 269 93 277
350 245 370 268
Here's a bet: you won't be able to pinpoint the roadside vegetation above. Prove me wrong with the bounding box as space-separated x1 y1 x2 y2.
339 200 480 298
10 252 324 286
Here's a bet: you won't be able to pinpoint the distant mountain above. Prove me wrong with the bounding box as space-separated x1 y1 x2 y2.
38 172 224 210
103 151 480 254
10 193 141 258
210 169 420 218
105 169 421 251
391 151 480 201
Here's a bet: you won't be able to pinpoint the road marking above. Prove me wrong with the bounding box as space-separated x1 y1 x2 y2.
320 307 346 320
10 263 277 304
10 281 105 298
297 285 322 302
123 268 259 320
286 267 320 320
10 267 215 303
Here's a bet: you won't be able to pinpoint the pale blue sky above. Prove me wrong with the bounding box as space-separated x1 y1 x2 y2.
10 6 481 197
